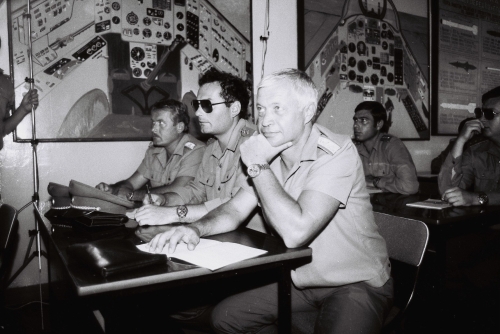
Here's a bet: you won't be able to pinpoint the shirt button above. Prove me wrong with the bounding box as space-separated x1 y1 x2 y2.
218 187 221 191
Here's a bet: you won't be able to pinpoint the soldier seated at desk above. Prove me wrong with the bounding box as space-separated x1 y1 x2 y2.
439 86 500 207
96 99 205 202
353 101 419 195
142 69 393 333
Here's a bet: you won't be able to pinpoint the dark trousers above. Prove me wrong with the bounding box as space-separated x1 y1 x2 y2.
210 278 394 334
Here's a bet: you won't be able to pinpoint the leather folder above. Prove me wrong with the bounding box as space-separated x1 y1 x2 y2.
67 239 167 277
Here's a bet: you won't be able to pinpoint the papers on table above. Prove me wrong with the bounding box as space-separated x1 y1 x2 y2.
137 238 267 271
366 185 383 194
406 199 452 210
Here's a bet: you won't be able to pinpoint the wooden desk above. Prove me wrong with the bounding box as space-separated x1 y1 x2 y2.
37 209 312 334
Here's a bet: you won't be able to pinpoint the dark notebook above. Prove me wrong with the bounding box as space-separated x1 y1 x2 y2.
67 239 167 277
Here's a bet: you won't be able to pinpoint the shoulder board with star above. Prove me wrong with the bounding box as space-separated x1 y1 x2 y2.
381 134 393 142
240 126 256 137
184 141 195 150
318 136 340 155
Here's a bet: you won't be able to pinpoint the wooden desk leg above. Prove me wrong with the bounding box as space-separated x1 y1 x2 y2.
278 265 292 334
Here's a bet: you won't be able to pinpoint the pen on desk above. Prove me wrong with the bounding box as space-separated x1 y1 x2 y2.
146 185 153 204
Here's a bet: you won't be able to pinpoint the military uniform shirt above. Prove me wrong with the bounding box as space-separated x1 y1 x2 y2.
355 132 419 195
137 133 205 193
172 119 256 210
438 139 500 194
240 124 391 288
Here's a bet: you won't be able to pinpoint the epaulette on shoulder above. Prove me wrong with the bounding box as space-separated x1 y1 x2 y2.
184 141 195 150
466 135 488 149
206 137 216 145
240 126 256 137
381 134 392 142
318 136 340 155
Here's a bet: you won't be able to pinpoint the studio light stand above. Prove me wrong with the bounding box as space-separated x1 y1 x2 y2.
6 0 46 329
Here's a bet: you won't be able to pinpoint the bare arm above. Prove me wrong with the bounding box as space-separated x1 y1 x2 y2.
1 89 38 136
132 203 210 226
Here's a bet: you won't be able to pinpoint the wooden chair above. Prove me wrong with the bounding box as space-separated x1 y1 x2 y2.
292 212 429 334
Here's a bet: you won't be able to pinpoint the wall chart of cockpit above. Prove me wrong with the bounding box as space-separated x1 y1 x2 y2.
6 0 251 141
303 0 430 140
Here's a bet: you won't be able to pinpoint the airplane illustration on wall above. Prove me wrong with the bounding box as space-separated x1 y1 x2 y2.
449 61 476 73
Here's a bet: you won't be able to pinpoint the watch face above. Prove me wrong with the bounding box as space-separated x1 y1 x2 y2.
247 164 260 178
177 205 188 218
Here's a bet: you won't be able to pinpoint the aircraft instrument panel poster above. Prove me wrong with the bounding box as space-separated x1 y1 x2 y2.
437 0 500 134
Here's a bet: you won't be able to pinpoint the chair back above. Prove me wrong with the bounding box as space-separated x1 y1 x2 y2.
0 204 17 252
373 212 429 329
0 203 18 284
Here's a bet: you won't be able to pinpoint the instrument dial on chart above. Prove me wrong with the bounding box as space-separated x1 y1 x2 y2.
132 68 142 77
357 60 367 73
349 42 356 53
371 73 379 85
144 69 152 77
147 61 156 68
112 2 120 11
126 12 139 25
112 16 120 24
143 29 152 38
349 57 356 67
143 17 151 26
131 47 145 61
164 32 172 40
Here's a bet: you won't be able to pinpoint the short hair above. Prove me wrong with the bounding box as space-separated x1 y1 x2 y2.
257 68 318 113
198 68 250 119
482 86 500 104
354 101 387 126
151 98 190 133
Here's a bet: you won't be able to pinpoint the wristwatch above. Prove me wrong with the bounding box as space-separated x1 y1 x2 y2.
127 191 134 201
478 192 489 206
177 205 188 219
247 164 270 178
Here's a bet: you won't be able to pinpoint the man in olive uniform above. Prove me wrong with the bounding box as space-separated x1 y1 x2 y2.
96 99 205 202
132 68 258 226
440 86 500 206
353 101 419 195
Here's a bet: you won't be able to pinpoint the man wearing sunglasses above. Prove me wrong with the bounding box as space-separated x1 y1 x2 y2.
96 99 205 201
144 69 392 333
439 86 500 206
132 68 262 230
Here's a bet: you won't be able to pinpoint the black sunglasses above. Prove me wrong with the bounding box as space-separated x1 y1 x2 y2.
475 107 499 120
191 100 233 113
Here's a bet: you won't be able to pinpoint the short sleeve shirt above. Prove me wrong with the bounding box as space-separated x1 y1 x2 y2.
241 124 391 288
172 119 256 210
137 133 205 189
438 139 500 194
355 132 419 195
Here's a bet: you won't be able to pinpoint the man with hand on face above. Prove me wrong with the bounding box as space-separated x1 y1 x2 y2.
96 99 205 202
440 86 500 206
132 68 258 226
145 69 393 333
353 101 419 195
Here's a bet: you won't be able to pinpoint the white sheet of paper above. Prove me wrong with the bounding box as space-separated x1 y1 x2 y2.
137 238 267 271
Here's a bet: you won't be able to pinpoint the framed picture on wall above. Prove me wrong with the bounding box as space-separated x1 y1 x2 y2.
299 0 431 140
431 0 500 135
5 0 251 142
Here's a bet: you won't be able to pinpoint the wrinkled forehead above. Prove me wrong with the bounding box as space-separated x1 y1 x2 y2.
0 75 15 104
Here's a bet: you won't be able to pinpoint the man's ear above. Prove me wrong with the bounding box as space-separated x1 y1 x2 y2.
230 101 241 118
176 122 185 133
304 103 316 125
376 120 384 131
